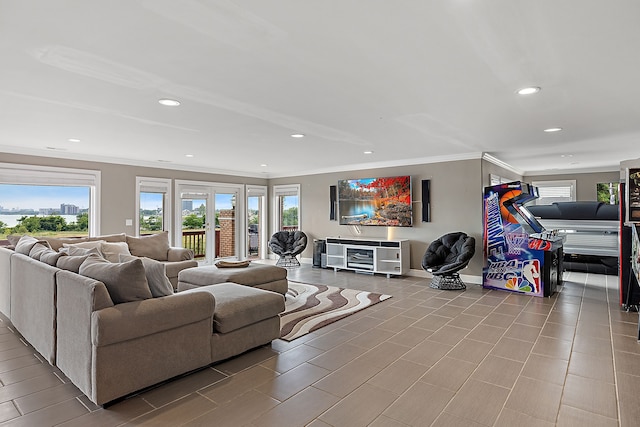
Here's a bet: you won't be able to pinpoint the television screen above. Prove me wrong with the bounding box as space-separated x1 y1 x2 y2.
338 175 412 227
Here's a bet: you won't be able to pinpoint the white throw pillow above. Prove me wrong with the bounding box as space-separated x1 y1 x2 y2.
100 241 131 263
62 240 105 257
119 254 174 297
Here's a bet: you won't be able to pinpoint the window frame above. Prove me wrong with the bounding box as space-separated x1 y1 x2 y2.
0 162 101 236
531 179 576 205
272 184 301 232
247 184 267 259
135 177 172 239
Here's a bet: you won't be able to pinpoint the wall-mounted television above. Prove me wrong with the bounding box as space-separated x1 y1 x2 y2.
338 175 412 227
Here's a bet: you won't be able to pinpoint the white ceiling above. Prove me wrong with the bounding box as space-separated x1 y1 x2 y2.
1 1 639 178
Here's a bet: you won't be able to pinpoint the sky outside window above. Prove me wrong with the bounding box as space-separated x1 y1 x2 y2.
0 184 89 210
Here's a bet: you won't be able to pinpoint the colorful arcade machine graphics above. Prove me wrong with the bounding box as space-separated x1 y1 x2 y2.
483 181 562 297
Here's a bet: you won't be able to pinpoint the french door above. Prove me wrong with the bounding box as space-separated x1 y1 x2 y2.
246 185 267 259
175 181 244 265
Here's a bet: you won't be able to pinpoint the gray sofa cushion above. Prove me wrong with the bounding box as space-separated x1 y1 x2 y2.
43 236 91 251
80 256 152 304
29 243 51 260
60 246 102 257
179 263 287 287
40 249 66 266
126 232 170 261
181 283 285 333
15 235 50 255
57 254 94 273
62 241 105 257
119 254 174 298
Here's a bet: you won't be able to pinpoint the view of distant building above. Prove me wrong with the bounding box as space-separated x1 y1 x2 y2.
182 200 193 211
60 204 79 215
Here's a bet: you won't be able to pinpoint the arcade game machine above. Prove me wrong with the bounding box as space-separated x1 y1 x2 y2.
483 181 564 297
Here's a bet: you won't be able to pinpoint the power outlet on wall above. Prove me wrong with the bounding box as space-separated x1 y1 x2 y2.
125 219 133 226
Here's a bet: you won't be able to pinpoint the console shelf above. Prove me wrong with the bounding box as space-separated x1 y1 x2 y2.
325 237 409 278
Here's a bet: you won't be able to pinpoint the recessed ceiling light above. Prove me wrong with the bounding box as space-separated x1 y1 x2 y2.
185 154 194 158
516 86 541 95
561 154 573 158
260 164 268 167
67 138 81 143
544 127 563 132
364 151 374 154
158 98 180 106
290 133 305 138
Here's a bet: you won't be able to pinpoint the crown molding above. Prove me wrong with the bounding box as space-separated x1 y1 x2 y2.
523 164 620 176
266 152 486 179
481 153 523 176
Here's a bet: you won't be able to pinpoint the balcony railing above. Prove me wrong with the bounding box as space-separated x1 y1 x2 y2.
182 229 219 258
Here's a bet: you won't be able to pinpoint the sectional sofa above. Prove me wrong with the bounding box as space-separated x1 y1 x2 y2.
0 233 285 406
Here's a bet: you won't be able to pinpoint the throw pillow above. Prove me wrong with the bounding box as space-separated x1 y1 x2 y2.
57 254 93 273
62 240 105 250
29 243 51 260
119 254 174 297
215 260 251 268
40 249 66 266
43 236 90 251
126 231 170 261
59 246 102 257
79 256 152 304
6 234 22 246
15 235 50 255
100 241 131 263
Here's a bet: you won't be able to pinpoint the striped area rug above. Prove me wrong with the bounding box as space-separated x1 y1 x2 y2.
279 281 392 341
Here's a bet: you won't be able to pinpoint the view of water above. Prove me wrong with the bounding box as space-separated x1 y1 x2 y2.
339 200 376 222
0 214 81 228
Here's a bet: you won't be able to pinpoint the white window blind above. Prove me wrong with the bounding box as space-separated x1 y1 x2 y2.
532 180 576 205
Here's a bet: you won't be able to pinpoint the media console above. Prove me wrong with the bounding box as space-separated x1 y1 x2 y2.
325 237 409 278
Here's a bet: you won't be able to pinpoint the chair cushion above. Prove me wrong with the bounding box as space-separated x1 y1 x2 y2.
268 231 307 256
422 232 475 276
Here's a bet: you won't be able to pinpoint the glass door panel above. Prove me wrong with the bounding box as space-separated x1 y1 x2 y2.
214 191 237 260
247 194 262 259
180 193 210 263
176 181 244 264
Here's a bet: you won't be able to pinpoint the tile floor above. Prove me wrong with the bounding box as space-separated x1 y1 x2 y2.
0 266 639 426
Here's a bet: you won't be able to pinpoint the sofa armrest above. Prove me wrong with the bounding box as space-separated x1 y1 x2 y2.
167 247 194 262
92 292 215 347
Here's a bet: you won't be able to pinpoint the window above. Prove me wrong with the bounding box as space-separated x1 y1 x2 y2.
489 174 514 185
136 177 171 238
597 182 619 204
0 163 100 238
531 180 576 205
273 184 300 232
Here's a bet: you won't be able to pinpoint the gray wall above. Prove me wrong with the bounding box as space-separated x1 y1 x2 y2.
270 159 485 275
524 171 619 201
